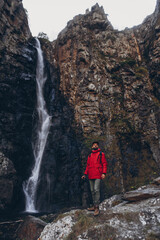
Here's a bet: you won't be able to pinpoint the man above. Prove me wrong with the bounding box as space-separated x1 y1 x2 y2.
82 142 107 216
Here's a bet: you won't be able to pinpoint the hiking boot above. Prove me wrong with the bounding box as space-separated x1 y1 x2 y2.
87 206 95 211
94 206 99 216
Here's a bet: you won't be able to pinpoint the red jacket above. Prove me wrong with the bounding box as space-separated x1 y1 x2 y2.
84 149 107 179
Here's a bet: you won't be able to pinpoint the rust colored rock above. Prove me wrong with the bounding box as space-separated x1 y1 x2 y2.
41 0 160 203
16 215 46 240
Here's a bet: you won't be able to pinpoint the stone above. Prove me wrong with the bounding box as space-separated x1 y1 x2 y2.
38 183 160 240
99 194 123 211
16 215 46 240
88 83 97 92
123 186 160 202
153 177 160 185
38 213 75 240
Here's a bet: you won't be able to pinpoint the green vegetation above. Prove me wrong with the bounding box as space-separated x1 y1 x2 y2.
53 213 68 223
98 50 107 60
87 224 115 240
105 33 116 42
65 211 95 240
38 32 49 40
119 58 136 67
135 66 148 79
111 73 123 83
111 115 136 135
38 32 50 44
112 92 124 103
136 66 148 74
146 232 160 240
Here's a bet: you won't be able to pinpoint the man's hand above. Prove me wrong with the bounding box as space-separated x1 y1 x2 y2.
101 174 106 179
81 175 86 180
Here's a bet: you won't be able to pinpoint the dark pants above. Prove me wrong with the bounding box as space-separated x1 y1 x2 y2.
89 179 101 206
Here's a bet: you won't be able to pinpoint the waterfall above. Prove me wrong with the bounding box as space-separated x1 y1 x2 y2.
23 38 51 213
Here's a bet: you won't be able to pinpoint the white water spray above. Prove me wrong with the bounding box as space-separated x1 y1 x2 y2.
23 38 51 213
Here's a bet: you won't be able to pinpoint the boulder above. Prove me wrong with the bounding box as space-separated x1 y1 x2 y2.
153 177 160 185
38 192 160 240
123 185 160 202
38 213 75 240
16 215 46 240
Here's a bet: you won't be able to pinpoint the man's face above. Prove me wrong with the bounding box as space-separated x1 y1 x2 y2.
92 143 99 149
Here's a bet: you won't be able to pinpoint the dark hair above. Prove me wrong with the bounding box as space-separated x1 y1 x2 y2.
92 141 99 146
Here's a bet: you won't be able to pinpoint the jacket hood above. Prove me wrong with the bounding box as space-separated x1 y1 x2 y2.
92 148 101 153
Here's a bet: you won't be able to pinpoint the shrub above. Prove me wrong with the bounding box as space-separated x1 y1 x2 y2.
120 58 136 67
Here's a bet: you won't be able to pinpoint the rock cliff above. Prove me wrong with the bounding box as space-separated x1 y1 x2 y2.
0 0 36 213
0 0 160 217
42 1 160 202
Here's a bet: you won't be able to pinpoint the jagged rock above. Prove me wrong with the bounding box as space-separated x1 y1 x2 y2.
17 215 46 240
123 185 160 202
99 194 123 210
38 184 160 240
38 212 75 240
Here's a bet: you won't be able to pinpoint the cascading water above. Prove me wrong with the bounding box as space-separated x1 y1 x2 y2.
23 38 51 213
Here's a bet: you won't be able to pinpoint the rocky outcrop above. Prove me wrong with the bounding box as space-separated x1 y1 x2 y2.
123 184 160 201
153 177 160 185
1 181 160 240
38 181 160 240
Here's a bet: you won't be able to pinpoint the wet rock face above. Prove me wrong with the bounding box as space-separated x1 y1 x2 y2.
33 39 82 212
0 152 16 210
52 2 160 198
0 0 82 213
0 0 36 212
